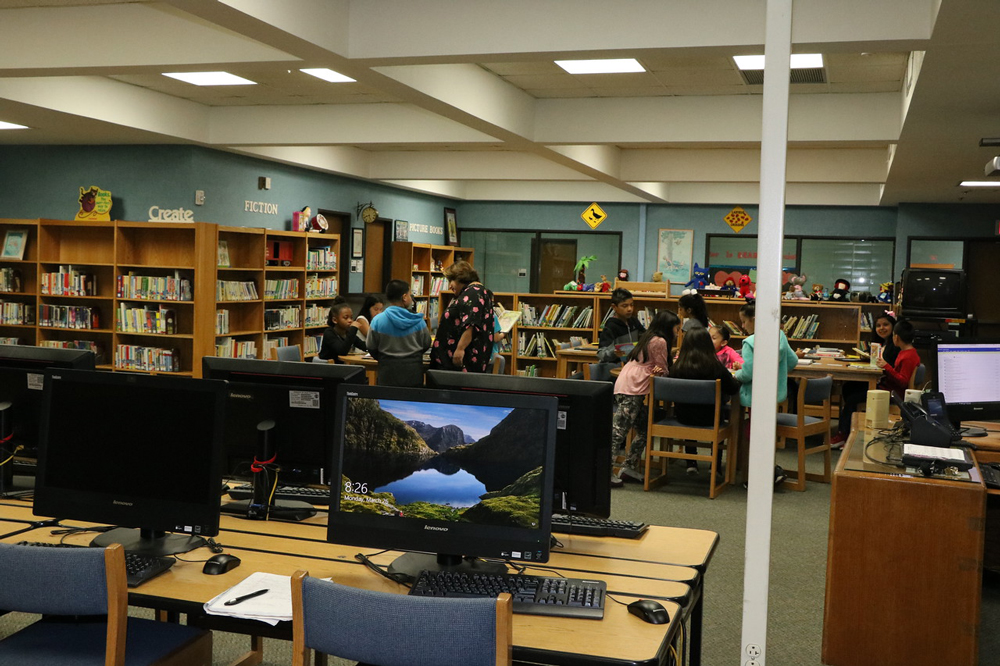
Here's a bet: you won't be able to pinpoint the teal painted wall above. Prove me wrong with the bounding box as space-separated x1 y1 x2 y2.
895 203 1000 269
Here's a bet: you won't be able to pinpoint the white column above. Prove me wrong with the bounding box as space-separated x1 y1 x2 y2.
739 0 792 665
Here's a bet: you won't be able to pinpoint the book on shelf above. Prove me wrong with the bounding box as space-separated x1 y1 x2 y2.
215 337 257 359
217 241 231 268
117 271 191 301
264 306 301 330
411 275 425 296
0 267 23 293
0 337 19 345
216 309 230 335
117 303 175 335
306 246 337 271
305 274 337 298
494 303 521 333
41 266 97 297
0 300 35 325
115 344 180 373
722 320 743 336
304 334 323 356
555 336 589 350
516 364 539 377
570 306 594 328
40 339 103 362
264 278 300 300
304 303 331 328
40 303 100 330
217 279 259 301
429 276 447 296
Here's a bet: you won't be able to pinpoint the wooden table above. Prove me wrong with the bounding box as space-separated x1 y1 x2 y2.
339 353 431 386
822 419 986 666
0 501 717 666
555 346 600 379
965 422 1000 572
788 356 883 391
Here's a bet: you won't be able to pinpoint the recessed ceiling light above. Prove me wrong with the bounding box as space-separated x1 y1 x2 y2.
0 121 29 130
733 54 824 70
300 68 356 83
554 59 645 74
162 72 256 86
959 181 1000 187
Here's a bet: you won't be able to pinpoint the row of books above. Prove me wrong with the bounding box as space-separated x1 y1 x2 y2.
215 337 257 359
264 278 299 300
720 320 744 336
520 303 594 329
304 304 330 328
305 275 337 298
304 334 322 356
117 272 192 301
265 306 300 331
116 304 175 335
781 313 821 339
1 300 34 325
40 339 104 363
516 364 540 377
39 304 100 330
860 311 874 332
41 266 97 296
429 276 448 296
306 247 337 271
518 331 560 358
263 337 290 358
0 337 19 345
411 275 425 296
216 309 231 335
217 280 259 301
427 299 440 329
114 345 181 373
1 267 24 293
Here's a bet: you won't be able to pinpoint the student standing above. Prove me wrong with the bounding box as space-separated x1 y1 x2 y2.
599 288 645 361
319 302 369 362
609 310 681 487
366 279 431 387
429 261 494 373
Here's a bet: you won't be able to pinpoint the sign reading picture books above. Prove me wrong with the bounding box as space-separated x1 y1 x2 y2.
75 186 113 222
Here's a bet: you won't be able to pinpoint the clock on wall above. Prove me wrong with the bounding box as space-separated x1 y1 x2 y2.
360 205 378 224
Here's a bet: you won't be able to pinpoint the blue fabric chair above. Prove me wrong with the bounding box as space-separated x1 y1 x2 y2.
584 362 619 382
909 363 927 390
273 344 304 361
0 542 212 665
291 570 512 666
775 375 833 491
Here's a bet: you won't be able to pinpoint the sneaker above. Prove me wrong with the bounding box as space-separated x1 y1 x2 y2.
830 432 847 450
620 466 643 483
610 474 624 489
686 462 699 476
774 465 787 487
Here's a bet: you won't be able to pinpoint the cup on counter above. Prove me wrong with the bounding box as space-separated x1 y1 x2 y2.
869 342 881 368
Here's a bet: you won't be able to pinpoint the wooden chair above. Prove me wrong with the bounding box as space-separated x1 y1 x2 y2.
775 375 834 491
291 570 512 666
491 353 506 374
0 542 212 665
909 363 927 390
645 377 738 498
271 344 303 361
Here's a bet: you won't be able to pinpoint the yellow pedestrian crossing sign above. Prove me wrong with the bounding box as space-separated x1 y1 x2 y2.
582 203 607 229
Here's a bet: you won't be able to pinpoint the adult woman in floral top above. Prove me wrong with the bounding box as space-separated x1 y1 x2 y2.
430 261 494 373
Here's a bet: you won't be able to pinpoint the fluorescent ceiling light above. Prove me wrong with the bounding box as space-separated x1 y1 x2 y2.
959 181 1000 187
0 121 29 130
734 54 824 70
300 68 356 83
555 59 645 74
162 71 256 86
980 138 1000 147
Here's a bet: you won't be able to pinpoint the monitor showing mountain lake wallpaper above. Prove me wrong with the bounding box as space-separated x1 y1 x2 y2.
338 397 548 529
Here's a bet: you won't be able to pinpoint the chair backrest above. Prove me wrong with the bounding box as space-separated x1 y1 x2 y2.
292 571 512 666
909 363 927 389
273 344 303 362
652 376 718 405
802 375 833 405
491 353 506 374
0 542 128 664
584 362 618 382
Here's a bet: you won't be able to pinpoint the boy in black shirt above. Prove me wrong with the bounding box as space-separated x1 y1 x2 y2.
599 288 645 358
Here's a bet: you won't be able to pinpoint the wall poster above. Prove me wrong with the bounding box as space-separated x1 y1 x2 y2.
656 229 694 285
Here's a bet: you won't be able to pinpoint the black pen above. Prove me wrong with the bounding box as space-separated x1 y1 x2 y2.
224 588 268 606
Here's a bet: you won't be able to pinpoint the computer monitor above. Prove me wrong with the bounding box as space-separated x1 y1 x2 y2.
425 370 612 518
934 340 1000 425
0 345 96 494
202 357 367 520
900 268 967 319
327 384 557 581
33 369 227 556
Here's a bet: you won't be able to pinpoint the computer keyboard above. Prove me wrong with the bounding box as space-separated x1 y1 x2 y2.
980 463 1000 490
551 514 649 539
409 569 606 619
226 483 331 505
15 541 175 588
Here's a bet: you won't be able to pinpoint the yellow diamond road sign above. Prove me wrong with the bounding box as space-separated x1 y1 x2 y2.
724 206 752 233
582 203 607 229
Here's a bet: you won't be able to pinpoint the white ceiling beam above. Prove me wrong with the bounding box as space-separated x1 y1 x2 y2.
379 180 468 199
369 151 588 181
458 181 649 203
230 145 372 180
625 181 883 205
211 0 351 56
547 145 623 180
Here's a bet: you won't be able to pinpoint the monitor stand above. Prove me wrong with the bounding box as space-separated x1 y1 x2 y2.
387 552 507 583
221 419 316 522
91 527 205 557
959 424 988 438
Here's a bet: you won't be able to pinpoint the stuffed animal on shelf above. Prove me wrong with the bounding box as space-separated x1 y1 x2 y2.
829 278 851 302
618 268 630 281
651 271 664 283
598 275 611 292
721 276 737 293
785 274 810 300
738 274 755 299
684 263 709 289
810 284 825 301
580 282 595 292
562 280 578 291
877 281 893 303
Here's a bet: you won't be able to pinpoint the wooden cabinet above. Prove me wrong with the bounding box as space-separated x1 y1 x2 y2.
390 241 474 328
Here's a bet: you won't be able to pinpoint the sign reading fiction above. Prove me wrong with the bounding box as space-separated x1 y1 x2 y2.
148 206 195 222
245 200 279 215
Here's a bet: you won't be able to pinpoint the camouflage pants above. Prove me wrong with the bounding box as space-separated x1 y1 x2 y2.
611 393 647 471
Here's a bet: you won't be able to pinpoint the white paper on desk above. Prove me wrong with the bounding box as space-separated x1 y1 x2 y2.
796 358 814 365
203 572 293 626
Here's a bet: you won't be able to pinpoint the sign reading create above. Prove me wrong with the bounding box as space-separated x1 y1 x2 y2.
245 200 279 215
724 206 752 233
581 203 607 229
75 186 112 222
148 206 195 222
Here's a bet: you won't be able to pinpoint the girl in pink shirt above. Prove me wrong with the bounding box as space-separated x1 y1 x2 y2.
610 310 681 486
710 325 743 370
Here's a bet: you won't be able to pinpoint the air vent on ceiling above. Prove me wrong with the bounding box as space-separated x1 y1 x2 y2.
739 68 826 85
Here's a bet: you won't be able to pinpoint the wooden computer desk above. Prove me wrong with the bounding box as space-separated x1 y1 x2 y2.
822 419 987 666
0 501 717 666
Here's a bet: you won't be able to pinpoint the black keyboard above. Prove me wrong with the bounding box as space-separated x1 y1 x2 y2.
15 541 175 587
551 514 649 539
981 463 1000 490
409 569 606 619
227 483 330 505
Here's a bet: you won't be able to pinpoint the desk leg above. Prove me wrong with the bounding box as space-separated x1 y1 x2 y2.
556 356 568 379
689 577 705 666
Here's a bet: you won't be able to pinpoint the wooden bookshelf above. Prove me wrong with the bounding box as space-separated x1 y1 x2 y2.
391 241 475 328
215 225 265 362
0 219 40 347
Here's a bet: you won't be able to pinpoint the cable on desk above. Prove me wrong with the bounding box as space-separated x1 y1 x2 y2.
0 441 23 467
354 551 410 585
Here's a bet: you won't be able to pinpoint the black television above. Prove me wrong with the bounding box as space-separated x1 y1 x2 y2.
0 345 96 494
33 369 227 556
202 357 366 520
900 268 966 319
327 384 557 581
425 370 612 518
934 341 1000 425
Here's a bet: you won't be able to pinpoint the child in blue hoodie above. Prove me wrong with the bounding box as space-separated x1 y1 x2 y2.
366 279 432 387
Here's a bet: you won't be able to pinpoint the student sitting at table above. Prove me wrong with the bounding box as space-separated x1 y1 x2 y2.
833 318 919 447
710 325 743 370
366 279 431 387
318 302 369 362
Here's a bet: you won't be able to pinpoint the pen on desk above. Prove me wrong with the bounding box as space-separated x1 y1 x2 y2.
224 588 268 606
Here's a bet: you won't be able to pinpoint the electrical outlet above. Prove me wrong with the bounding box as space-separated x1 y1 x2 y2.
746 644 762 658
194 190 205 205
746 660 761 666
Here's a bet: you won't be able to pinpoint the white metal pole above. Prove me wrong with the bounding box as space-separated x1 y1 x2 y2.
739 0 792 664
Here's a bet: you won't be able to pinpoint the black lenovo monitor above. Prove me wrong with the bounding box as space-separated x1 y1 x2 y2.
202 357 367 520
33 369 227 556
425 370 612 518
934 341 1000 426
328 384 557 581
0 345 96 494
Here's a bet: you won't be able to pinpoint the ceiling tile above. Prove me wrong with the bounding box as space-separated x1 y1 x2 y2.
502 74 587 90
651 68 745 86
480 61 563 76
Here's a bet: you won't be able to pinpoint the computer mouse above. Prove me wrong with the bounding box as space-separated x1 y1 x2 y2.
202 553 241 575
627 599 670 624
